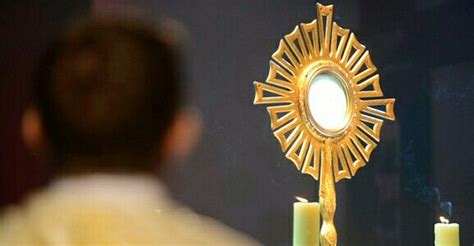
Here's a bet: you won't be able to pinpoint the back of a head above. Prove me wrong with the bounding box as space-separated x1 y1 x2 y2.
35 17 182 172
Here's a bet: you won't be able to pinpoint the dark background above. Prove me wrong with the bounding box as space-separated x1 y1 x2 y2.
1 0 473 245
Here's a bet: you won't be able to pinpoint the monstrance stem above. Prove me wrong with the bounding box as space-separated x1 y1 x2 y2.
320 142 337 245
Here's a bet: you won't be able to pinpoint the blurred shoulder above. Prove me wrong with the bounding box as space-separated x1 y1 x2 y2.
0 178 259 245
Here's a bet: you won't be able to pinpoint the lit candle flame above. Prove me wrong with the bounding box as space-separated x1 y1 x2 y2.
439 216 449 224
295 196 308 203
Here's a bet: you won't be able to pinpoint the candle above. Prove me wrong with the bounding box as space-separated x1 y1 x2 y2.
293 197 320 246
434 216 459 246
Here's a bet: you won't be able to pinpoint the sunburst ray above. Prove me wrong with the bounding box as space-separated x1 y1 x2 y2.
356 74 383 98
360 98 396 120
351 51 377 83
273 118 302 152
266 61 297 91
301 140 322 180
253 81 293 104
358 114 384 142
343 138 366 176
266 104 298 130
286 131 311 170
330 22 350 60
353 127 378 161
300 20 319 59
333 143 351 182
285 25 310 64
316 3 333 55
341 33 366 70
272 40 300 75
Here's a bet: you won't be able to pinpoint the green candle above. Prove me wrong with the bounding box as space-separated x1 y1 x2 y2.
434 216 459 246
293 197 320 246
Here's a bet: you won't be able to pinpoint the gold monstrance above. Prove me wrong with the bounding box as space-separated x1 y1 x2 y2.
253 3 395 245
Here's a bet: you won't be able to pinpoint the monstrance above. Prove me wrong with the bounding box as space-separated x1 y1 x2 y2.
253 3 395 245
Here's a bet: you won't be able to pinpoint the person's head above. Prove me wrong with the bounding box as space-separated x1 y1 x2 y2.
22 16 200 174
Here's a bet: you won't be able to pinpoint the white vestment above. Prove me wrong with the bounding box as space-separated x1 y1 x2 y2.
0 174 258 245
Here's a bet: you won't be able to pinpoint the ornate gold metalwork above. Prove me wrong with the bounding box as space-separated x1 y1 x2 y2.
253 3 395 245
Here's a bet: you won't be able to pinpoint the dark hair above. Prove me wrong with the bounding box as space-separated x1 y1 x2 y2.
35 17 182 169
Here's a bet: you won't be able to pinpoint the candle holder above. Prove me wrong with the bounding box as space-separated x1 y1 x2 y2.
253 3 395 245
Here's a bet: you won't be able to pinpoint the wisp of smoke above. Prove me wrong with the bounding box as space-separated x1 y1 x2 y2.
402 140 453 218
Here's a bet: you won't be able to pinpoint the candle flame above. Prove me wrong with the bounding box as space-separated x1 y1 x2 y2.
295 196 308 203
439 216 449 224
